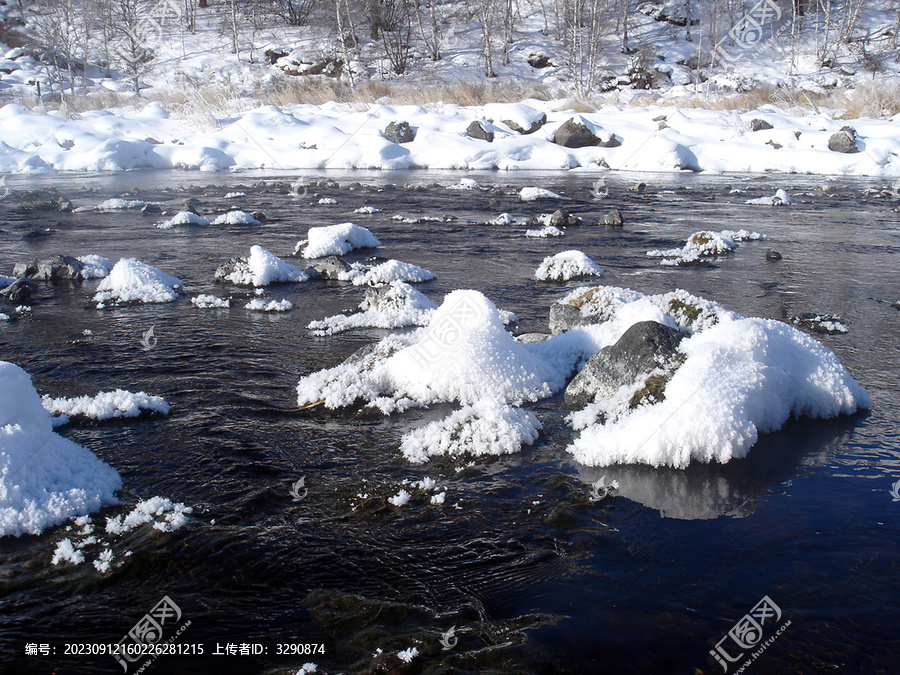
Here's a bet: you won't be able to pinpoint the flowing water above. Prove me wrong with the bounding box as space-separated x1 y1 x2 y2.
0 170 898 674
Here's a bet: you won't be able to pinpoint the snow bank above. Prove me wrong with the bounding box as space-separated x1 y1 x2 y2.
401 398 542 463
339 259 436 286
647 229 764 266
298 223 381 259
41 389 170 422
94 258 183 305
0 361 121 537
535 250 604 281
225 246 308 286
308 281 437 335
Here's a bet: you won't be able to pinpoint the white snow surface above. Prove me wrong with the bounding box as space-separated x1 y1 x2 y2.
308 281 437 335
77 255 115 279
41 390 170 421
244 298 293 312
338 259 436 286
299 223 381 259
525 225 564 238
535 250 605 281
192 294 231 308
158 211 211 228
211 210 260 225
519 187 566 201
647 229 764 265
0 103 899 176
225 246 308 286
93 258 183 304
0 361 121 537
401 398 542 464
298 284 870 467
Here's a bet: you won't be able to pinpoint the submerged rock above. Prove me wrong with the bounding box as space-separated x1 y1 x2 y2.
308 255 350 280
596 208 624 226
1 278 37 302
19 191 74 212
564 320 685 409
14 254 85 281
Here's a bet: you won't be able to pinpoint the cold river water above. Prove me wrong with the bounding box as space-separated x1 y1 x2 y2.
0 170 898 674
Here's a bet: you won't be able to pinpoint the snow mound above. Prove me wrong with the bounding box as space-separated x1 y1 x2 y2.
96 198 151 211
535 250 604 281
94 258 182 305
746 189 792 206
525 225 564 238
244 298 293 312
519 187 565 201
354 206 382 214
339 259 436 286
0 361 121 537
225 245 308 286
41 389 170 421
77 255 114 279
192 294 230 308
297 290 562 412
490 213 515 225
569 315 871 469
308 281 437 335
401 398 542 463
298 223 381 259
647 229 764 266
318 197 337 205
211 210 260 225
158 211 211 228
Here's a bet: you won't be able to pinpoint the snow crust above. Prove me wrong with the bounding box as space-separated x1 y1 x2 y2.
535 250 604 281
94 258 183 305
298 223 381 259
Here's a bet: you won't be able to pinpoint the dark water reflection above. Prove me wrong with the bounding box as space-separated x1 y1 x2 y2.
0 170 898 673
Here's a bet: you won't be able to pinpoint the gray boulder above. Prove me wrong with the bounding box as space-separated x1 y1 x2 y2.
309 255 350 280
554 117 621 148
384 121 416 144
503 113 546 135
214 258 245 282
828 129 859 154
750 119 773 131
1 278 37 302
597 208 623 226
20 191 74 212
564 321 685 409
466 120 494 142
550 209 581 228
549 302 589 335
14 255 85 281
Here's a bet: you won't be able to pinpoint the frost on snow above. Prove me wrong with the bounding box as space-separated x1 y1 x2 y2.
77 255 114 279
401 398 542 464
338 259 436 286
93 258 183 305
42 389 170 422
192 294 231 308
308 281 437 335
224 245 308 287
646 229 764 266
397 647 419 663
525 224 564 238
535 250 604 281
388 489 411 507
0 361 121 537
105 496 193 535
297 284 870 468
297 223 381 259
244 298 293 312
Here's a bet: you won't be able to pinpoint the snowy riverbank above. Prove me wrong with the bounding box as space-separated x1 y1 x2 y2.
1 100 898 176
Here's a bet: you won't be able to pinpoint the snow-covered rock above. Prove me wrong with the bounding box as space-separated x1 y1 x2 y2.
94 258 183 305
41 389 170 422
535 250 604 281
308 281 437 335
647 229 764 265
296 223 381 259
218 246 308 287
0 361 121 537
